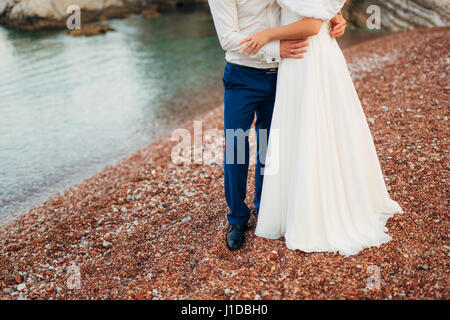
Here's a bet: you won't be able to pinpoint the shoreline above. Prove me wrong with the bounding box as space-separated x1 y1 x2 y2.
0 27 449 299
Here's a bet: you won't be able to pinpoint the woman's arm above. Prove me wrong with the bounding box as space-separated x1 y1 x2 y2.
240 18 322 56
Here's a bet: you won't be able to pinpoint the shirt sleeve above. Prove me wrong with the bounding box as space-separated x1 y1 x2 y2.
208 0 280 64
263 39 281 64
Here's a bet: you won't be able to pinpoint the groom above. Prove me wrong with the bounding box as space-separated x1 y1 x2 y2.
208 0 347 250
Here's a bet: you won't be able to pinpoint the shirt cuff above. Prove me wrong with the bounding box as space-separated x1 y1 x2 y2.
264 40 281 64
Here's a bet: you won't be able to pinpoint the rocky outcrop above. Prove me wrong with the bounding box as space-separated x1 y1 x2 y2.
0 0 137 30
0 0 201 30
67 22 115 36
0 0 448 31
343 0 450 31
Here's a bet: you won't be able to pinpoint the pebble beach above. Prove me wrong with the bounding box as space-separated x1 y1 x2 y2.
0 27 448 300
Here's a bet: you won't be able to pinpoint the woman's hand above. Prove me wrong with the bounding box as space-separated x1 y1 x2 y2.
239 30 272 56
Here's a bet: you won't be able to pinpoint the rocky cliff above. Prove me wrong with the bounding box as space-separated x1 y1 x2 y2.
343 0 449 31
0 0 200 30
0 0 448 31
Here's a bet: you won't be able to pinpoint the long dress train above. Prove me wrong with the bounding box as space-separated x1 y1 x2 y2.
255 7 403 256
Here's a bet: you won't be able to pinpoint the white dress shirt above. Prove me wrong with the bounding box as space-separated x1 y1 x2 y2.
208 0 281 69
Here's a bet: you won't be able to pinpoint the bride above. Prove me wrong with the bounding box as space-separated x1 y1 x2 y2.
240 0 403 256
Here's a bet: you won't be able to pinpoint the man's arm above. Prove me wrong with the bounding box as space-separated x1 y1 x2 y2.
208 0 281 63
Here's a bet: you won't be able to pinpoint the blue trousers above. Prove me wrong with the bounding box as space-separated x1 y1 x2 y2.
223 62 278 226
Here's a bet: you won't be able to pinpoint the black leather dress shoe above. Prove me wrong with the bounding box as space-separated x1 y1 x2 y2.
226 224 247 250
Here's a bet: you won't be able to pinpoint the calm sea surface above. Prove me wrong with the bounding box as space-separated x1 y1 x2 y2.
0 7 391 223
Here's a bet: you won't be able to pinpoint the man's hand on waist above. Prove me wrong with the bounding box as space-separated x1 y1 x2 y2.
330 13 347 38
280 40 309 59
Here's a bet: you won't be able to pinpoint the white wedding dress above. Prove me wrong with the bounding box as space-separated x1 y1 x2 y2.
255 0 403 256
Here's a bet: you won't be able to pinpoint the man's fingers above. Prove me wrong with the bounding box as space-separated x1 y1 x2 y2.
331 26 345 37
281 51 305 59
334 22 346 32
332 26 345 34
331 23 346 37
292 48 307 54
332 21 346 32
291 42 309 49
